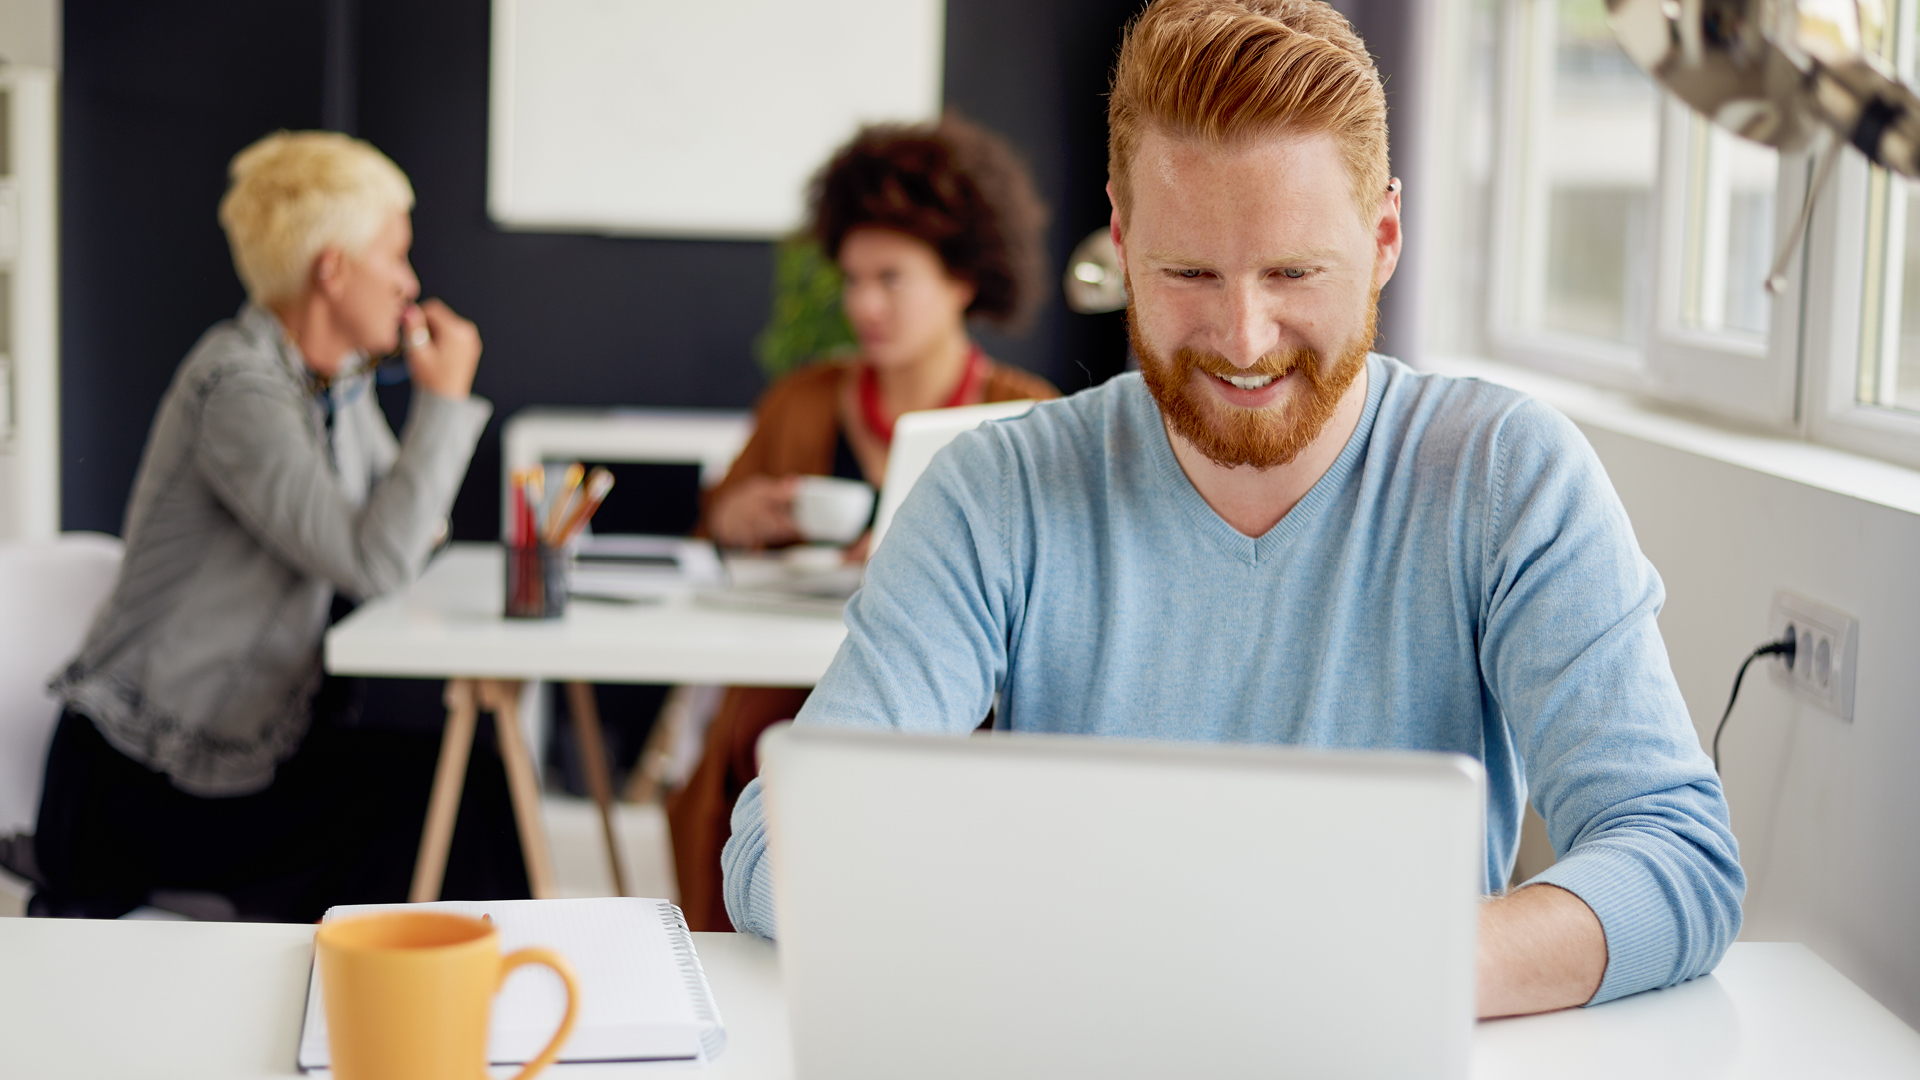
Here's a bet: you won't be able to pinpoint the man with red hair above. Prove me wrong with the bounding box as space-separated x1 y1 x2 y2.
723 0 1743 1019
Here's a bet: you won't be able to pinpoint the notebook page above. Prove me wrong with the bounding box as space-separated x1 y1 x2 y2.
297 897 722 1069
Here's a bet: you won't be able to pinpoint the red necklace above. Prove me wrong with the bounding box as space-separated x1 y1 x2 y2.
858 344 987 445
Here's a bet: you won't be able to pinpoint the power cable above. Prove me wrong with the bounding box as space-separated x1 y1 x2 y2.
1711 629 1799 773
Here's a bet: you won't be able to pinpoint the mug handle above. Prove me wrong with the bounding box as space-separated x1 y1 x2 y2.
494 947 581 1080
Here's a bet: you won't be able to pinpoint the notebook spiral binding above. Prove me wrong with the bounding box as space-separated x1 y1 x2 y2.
662 901 728 1060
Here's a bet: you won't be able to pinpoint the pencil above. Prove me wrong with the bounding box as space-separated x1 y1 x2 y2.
545 463 587 546
556 467 616 546
509 472 529 548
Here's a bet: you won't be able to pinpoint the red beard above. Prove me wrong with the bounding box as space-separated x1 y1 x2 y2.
1131 293 1378 470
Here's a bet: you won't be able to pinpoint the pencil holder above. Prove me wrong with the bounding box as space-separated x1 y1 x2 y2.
504 542 567 619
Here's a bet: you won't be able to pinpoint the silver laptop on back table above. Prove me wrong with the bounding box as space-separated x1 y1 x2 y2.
869 398 1037 553
759 727 1484 1080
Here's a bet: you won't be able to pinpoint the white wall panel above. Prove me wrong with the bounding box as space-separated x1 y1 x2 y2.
488 0 945 239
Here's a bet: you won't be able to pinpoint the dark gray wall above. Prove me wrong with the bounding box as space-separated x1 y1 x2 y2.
1331 0 1426 366
61 0 326 535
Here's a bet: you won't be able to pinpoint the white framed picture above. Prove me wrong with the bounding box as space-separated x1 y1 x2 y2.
488 0 947 239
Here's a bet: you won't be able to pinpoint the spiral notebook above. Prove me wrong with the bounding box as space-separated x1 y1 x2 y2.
296 897 725 1071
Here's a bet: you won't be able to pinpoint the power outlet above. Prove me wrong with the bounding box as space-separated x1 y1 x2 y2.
1768 591 1859 721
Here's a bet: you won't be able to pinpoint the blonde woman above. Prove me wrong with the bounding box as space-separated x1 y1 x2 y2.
28 131 490 920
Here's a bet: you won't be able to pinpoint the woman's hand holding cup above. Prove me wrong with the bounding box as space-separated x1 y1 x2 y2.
709 474 804 550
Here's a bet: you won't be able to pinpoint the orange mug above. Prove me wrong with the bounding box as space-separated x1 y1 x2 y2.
315 911 580 1080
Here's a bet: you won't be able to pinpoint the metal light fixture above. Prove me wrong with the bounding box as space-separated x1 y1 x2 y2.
1063 228 1128 313
1607 0 1920 290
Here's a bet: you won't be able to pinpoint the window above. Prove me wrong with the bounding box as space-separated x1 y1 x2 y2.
1803 0 1920 467
1854 0 1920 413
1425 0 1920 452
1480 0 1664 381
1856 164 1920 412
1678 117 1777 342
1507 0 1660 352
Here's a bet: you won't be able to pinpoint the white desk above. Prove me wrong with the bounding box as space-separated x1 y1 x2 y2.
5 918 1918 1079
0 920 788 1080
323 544 846 902
325 543 846 687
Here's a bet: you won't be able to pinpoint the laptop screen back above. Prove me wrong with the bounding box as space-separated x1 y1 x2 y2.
870 399 1037 553
760 728 1484 1080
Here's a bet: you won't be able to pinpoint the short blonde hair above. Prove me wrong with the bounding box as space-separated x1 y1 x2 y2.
1108 0 1388 221
217 131 415 304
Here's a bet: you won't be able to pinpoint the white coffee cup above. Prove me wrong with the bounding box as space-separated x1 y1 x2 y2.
791 476 876 544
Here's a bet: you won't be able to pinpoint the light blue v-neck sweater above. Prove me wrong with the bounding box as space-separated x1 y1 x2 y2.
723 356 1743 1005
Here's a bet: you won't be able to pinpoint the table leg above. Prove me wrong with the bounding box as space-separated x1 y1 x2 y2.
623 684 687 804
411 678 479 903
480 679 559 900
565 681 629 896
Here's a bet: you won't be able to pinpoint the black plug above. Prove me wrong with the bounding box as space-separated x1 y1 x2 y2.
1711 628 1799 773
1763 624 1797 670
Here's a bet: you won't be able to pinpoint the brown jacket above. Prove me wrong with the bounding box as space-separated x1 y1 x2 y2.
698 357 1059 533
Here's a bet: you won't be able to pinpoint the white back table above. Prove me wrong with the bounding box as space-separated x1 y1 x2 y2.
326 543 845 687
4 918 1918 1079
323 544 846 902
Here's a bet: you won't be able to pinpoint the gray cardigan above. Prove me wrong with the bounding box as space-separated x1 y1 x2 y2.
55 304 491 795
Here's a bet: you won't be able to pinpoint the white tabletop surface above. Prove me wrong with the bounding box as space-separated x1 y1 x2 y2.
324 544 846 686
5 917 1918 1079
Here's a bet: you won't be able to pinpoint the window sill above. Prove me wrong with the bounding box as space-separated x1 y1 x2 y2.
1421 355 1920 518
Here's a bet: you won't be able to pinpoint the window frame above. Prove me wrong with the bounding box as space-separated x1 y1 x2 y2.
1468 0 1809 434
1803 151 1920 470
1641 102 1807 430
1796 0 1920 471
1484 0 1649 392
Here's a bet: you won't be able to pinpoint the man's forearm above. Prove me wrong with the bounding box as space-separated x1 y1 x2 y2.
1476 883 1607 1018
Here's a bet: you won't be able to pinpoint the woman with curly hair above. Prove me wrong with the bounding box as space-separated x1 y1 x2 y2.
669 114 1059 930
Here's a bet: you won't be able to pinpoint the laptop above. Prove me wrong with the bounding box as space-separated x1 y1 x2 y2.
566 533 723 602
758 727 1484 1080
869 398 1038 553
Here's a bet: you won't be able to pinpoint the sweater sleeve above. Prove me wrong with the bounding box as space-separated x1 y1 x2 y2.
195 367 490 600
1477 400 1744 1004
349 377 403 483
721 426 1018 936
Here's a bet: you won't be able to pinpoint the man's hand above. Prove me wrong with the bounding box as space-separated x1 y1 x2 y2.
709 475 802 550
1477 883 1608 1018
403 299 482 400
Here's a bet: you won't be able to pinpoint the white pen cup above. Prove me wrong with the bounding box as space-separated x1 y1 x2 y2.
791 476 876 545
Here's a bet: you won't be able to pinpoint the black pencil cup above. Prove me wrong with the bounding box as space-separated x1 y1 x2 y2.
504 542 567 619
